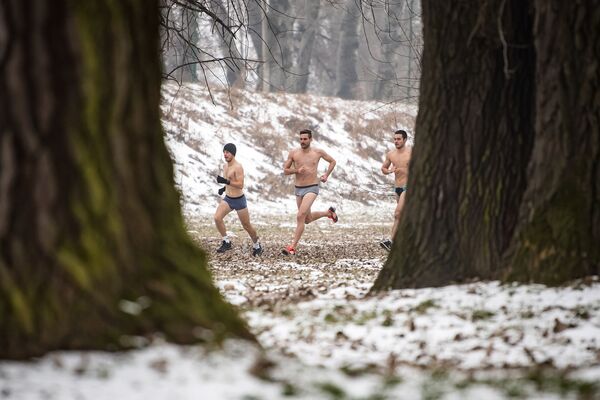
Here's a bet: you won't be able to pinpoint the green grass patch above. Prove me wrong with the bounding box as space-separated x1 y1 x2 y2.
414 299 437 314
471 309 495 321
317 382 347 399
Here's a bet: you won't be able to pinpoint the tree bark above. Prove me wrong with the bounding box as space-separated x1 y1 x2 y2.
503 0 600 283
0 0 252 359
373 0 599 290
373 0 536 289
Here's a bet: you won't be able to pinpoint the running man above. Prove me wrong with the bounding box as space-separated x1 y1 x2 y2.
214 143 263 256
380 129 412 251
282 129 337 255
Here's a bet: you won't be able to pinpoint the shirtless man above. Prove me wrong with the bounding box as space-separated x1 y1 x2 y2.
282 129 337 255
214 143 263 256
380 129 412 251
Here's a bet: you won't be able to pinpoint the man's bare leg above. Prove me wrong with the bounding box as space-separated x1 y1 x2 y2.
236 208 259 243
214 201 234 252
291 193 318 248
391 191 406 239
214 201 233 237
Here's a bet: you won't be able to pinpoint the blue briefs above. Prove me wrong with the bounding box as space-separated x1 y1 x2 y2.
295 184 320 197
224 194 247 210
395 185 407 196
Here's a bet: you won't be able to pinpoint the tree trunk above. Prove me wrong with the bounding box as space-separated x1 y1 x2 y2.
265 0 292 91
335 0 360 99
180 6 199 82
0 0 252 360
247 0 265 90
213 0 245 87
373 0 536 289
503 0 600 284
372 1 404 100
373 0 599 290
293 0 321 93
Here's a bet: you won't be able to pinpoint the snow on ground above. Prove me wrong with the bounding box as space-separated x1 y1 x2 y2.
3 213 598 400
1 87 599 399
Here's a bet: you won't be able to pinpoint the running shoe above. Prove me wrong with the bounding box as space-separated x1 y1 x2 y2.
379 239 392 252
327 206 338 223
216 240 232 253
252 243 264 257
282 245 296 255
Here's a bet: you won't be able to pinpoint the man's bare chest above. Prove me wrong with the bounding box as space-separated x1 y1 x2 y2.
294 152 320 167
390 152 410 167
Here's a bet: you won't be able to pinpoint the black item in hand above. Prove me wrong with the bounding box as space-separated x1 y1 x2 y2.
218 186 226 195
216 175 230 185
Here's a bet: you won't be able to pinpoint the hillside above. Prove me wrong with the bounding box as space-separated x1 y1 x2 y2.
161 83 416 216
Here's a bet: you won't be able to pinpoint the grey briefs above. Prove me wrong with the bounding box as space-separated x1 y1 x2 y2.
295 184 320 197
224 194 247 210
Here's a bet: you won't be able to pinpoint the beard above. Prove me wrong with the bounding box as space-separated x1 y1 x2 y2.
300 143 309 149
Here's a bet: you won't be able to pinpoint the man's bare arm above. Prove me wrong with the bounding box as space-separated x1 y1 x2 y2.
320 150 336 182
381 153 394 175
283 152 297 175
227 166 245 189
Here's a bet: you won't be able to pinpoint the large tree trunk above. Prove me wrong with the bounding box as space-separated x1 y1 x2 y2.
503 0 600 283
0 0 252 359
373 1 536 289
373 0 599 290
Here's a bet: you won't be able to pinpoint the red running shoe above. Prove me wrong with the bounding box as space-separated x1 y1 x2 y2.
327 206 338 223
282 245 296 255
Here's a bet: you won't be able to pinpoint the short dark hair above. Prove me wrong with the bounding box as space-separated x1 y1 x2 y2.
394 129 407 140
299 129 312 138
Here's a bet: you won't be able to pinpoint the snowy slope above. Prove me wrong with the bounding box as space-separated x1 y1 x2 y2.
161 83 416 216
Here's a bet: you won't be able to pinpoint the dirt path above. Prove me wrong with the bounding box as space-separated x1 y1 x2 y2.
187 213 392 307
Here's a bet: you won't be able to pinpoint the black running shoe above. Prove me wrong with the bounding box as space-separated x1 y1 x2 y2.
379 239 392 252
216 240 232 253
252 244 263 257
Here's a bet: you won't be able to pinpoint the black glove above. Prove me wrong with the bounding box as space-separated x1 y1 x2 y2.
218 186 226 196
216 175 230 185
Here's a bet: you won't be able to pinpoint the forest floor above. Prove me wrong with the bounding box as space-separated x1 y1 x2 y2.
1 211 599 399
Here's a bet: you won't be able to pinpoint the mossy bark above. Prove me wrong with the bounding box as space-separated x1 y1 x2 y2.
503 0 600 283
0 0 252 360
373 0 599 290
